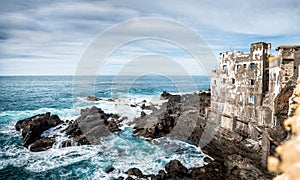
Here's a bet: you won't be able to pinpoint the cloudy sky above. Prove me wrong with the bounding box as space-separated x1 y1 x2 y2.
0 0 299 75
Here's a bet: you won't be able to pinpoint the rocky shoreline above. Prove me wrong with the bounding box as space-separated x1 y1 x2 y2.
15 91 276 179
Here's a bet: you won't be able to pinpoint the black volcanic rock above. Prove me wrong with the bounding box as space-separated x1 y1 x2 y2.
86 96 102 101
124 159 226 180
15 112 63 148
15 106 122 151
29 137 56 152
63 106 121 145
160 91 171 100
165 159 188 178
126 168 143 178
133 91 210 140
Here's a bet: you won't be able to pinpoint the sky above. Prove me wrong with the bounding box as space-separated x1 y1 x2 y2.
0 0 299 75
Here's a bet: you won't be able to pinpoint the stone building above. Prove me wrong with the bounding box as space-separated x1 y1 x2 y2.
209 42 300 140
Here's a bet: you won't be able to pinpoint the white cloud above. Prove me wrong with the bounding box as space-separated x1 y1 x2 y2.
0 0 299 75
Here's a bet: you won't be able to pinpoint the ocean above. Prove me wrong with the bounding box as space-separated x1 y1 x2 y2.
0 75 210 179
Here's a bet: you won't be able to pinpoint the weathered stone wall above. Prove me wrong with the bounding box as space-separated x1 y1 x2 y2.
211 42 272 129
293 47 300 82
211 43 300 134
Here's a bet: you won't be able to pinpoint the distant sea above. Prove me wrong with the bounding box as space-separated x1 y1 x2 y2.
0 75 210 179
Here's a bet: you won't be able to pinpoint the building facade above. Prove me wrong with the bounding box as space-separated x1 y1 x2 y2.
209 42 300 139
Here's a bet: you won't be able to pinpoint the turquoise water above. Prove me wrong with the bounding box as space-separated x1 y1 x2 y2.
0 75 210 179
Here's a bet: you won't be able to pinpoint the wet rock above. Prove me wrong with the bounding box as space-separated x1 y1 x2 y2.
133 91 210 140
61 140 73 147
64 106 122 145
165 159 188 178
157 170 166 179
86 96 102 101
15 112 63 148
189 160 226 180
141 103 152 110
133 93 181 138
160 91 171 100
198 129 275 179
105 166 115 174
108 97 118 102
107 119 121 132
15 106 122 151
140 111 146 118
29 137 56 152
126 168 143 178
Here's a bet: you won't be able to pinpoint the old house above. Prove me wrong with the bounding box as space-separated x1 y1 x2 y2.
209 42 300 140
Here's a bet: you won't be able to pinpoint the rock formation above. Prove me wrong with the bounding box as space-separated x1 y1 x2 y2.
63 106 122 145
133 91 210 141
15 106 122 151
15 112 63 151
86 96 102 101
268 81 300 179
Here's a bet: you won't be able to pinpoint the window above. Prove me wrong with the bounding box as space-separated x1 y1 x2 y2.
223 78 226 84
248 96 254 105
223 65 227 70
232 78 235 84
214 80 216 85
243 64 247 68
250 63 255 70
250 79 255 85
237 64 241 69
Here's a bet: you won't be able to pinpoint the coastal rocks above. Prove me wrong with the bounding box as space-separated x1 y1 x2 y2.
126 168 143 178
197 128 274 179
63 106 122 145
133 95 181 138
189 160 226 180
160 91 171 100
15 106 122 151
29 137 56 152
160 91 181 102
15 112 63 150
134 92 182 139
133 91 211 140
123 159 226 179
165 159 188 178
86 96 102 101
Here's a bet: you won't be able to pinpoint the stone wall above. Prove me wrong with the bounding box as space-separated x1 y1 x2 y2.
210 43 300 133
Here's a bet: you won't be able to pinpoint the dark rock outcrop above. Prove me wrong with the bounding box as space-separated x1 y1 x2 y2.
126 168 143 178
124 159 226 179
86 96 102 101
15 112 63 150
29 137 56 152
133 91 210 140
189 127 275 179
15 106 122 151
165 159 188 178
63 106 121 145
